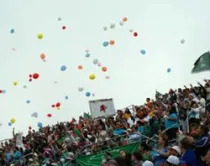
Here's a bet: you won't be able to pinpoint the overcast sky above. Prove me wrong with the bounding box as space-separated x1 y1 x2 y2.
0 0 210 140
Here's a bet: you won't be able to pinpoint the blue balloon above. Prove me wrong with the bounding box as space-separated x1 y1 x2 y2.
8 122 12 126
167 68 171 73
85 53 90 58
103 41 109 47
10 29 15 34
86 92 91 97
65 95 68 100
60 65 67 71
140 50 146 55
2 90 6 94
37 122 43 128
26 100 31 104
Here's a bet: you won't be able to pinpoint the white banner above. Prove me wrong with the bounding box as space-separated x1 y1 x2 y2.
89 98 116 118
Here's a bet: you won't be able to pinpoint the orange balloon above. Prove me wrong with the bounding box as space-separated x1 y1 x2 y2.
109 40 115 45
78 65 83 70
40 53 46 60
102 66 107 72
123 17 128 22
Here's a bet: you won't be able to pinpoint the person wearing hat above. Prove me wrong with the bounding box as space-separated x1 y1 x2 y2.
142 160 154 166
161 155 180 166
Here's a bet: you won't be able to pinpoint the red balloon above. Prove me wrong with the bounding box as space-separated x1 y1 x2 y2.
29 79 32 82
47 114 52 117
33 73 39 79
133 32 138 37
0 90 2 93
29 74 32 78
29 126 32 130
62 26 66 30
56 102 61 107
52 104 55 108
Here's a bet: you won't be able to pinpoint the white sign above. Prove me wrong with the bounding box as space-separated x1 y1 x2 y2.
89 98 116 118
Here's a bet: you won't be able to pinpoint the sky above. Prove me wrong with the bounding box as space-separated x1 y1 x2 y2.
0 0 210 140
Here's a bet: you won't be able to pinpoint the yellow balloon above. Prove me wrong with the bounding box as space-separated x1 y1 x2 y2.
13 82 18 86
57 107 60 110
10 118 16 124
37 33 43 39
89 74 96 80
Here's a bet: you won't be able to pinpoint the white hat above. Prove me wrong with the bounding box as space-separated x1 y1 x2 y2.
171 146 181 155
142 160 154 166
167 155 180 165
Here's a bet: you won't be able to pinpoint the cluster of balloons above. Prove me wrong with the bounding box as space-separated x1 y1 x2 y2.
31 112 38 118
29 73 39 82
0 89 6 94
52 102 61 110
103 17 128 31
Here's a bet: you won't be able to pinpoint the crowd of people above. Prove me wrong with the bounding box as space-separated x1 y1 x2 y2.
0 79 210 166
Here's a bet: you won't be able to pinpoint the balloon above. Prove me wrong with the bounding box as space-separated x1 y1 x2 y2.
110 23 115 29
89 74 96 80
122 17 128 22
2 90 6 94
0 90 2 93
23 85 27 89
47 114 52 118
92 93 95 97
40 53 46 60
85 92 91 97
57 107 60 110
167 68 171 73
58 17 62 21
78 87 84 92
10 118 16 124
93 59 99 65
119 21 124 26
105 76 110 79
52 104 55 108
37 122 43 128
8 122 12 126
60 65 67 71
33 73 39 79
133 32 138 37
31 112 38 118
98 63 101 67
103 41 109 47
140 50 146 55
26 100 31 104
109 40 115 45
29 126 32 130
180 39 185 44
13 82 18 86
129 29 134 33
78 65 83 70
62 26 66 30
85 53 90 58
103 26 108 31
10 29 15 34
56 102 61 107
102 67 107 72
0 123 3 126
29 79 32 82
37 33 43 39
65 95 68 100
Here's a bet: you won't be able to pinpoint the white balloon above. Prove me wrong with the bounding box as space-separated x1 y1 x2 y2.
58 17 62 21
103 26 108 31
119 21 124 26
93 59 99 65
31 112 38 118
78 87 84 92
180 39 185 44
110 23 115 29
129 29 134 33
